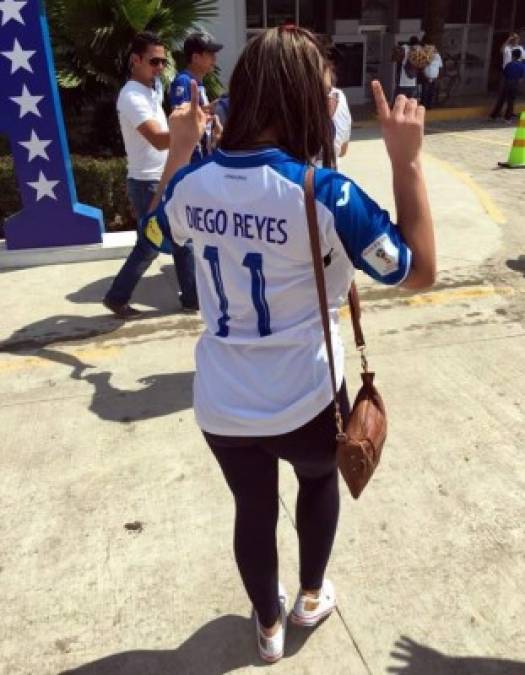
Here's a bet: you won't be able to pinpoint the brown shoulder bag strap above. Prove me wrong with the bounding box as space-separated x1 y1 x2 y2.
304 167 368 431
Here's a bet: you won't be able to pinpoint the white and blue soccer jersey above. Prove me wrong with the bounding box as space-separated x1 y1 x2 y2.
144 148 411 436
169 71 210 161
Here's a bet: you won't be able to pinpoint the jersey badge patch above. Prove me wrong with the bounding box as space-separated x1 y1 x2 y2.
362 234 399 276
145 216 163 248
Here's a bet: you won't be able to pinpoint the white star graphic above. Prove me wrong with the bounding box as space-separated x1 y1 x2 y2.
9 84 44 118
19 130 52 162
0 0 27 26
1 38 35 74
27 171 59 201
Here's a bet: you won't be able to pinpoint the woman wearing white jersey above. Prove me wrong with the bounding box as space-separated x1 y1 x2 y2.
146 26 435 663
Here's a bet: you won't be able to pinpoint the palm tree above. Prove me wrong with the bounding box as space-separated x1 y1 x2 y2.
45 0 220 154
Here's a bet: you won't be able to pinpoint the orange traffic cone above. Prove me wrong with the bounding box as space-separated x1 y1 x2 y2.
498 111 525 168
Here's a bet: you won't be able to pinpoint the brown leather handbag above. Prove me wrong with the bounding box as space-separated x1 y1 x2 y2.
304 167 387 499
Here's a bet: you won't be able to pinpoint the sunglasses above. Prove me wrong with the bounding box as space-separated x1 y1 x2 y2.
149 57 168 67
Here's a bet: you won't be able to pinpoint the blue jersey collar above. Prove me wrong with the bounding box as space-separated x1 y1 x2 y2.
214 147 294 168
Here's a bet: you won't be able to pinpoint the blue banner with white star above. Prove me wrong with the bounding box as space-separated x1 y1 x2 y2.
0 0 104 249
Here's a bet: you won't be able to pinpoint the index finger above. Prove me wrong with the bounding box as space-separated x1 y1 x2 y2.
371 80 390 122
190 79 200 115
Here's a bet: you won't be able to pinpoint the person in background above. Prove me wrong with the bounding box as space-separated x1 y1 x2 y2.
144 26 435 663
103 31 198 317
212 92 230 127
170 31 223 163
501 33 524 68
327 60 352 167
421 37 442 109
490 48 525 121
393 35 420 99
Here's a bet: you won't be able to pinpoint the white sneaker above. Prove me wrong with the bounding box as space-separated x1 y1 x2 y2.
290 578 336 627
255 583 287 663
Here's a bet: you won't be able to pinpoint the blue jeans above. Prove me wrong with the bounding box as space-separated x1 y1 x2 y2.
394 85 417 99
421 79 437 108
105 178 197 308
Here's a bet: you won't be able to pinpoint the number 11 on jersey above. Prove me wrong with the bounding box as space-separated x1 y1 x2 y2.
203 246 272 338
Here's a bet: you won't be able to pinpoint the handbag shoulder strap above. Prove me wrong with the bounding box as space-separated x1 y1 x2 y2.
304 167 368 424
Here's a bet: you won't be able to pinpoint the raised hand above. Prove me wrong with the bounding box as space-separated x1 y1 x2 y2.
168 79 209 152
371 80 425 167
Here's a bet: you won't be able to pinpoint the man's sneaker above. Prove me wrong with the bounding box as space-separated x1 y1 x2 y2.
103 297 141 318
290 579 336 627
255 583 287 663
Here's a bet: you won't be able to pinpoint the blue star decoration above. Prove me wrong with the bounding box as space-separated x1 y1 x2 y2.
0 0 103 249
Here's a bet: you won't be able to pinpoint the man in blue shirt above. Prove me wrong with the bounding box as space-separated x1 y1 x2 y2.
490 48 525 121
170 32 223 162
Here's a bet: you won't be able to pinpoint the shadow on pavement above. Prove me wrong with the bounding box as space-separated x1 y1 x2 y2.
66 265 180 314
0 314 126 379
1 314 194 421
506 255 525 277
387 636 525 675
59 613 315 674
83 370 193 422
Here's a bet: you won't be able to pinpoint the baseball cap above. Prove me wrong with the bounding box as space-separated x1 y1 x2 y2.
184 31 223 60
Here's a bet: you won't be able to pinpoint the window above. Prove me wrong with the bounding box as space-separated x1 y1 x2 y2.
334 0 362 20
470 0 494 23
516 0 525 29
245 0 327 32
246 0 264 28
495 0 514 30
333 42 364 87
362 0 390 25
299 0 326 33
446 0 468 23
398 0 423 20
267 0 295 27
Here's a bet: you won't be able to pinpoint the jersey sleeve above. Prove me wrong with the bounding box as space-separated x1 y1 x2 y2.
169 74 191 107
140 196 174 254
319 172 412 286
118 90 155 129
141 166 194 252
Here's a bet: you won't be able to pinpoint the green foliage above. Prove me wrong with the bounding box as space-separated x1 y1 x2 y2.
46 0 219 92
0 157 20 238
72 155 133 230
44 0 220 153
0 155 134 235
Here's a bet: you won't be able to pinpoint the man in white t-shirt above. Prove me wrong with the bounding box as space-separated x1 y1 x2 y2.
104 32 198 317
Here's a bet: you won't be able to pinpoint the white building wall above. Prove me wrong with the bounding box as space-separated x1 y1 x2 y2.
204 0 245 90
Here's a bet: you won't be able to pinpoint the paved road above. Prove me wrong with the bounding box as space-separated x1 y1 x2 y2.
0 119 524 675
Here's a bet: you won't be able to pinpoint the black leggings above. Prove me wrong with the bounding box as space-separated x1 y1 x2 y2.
203 383 350 628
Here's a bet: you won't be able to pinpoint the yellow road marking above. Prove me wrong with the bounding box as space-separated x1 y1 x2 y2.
426 126 510 147
423 153 507 225
0 345 120 372
406 286 515 306
339 285 516 316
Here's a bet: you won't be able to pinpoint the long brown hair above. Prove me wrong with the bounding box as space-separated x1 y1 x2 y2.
220 26 335 168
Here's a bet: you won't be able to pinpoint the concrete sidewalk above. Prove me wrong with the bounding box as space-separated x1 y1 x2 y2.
0 135 524 674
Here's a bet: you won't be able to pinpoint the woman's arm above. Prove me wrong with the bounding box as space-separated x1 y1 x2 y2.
149 80 208 211
371 80 436 289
